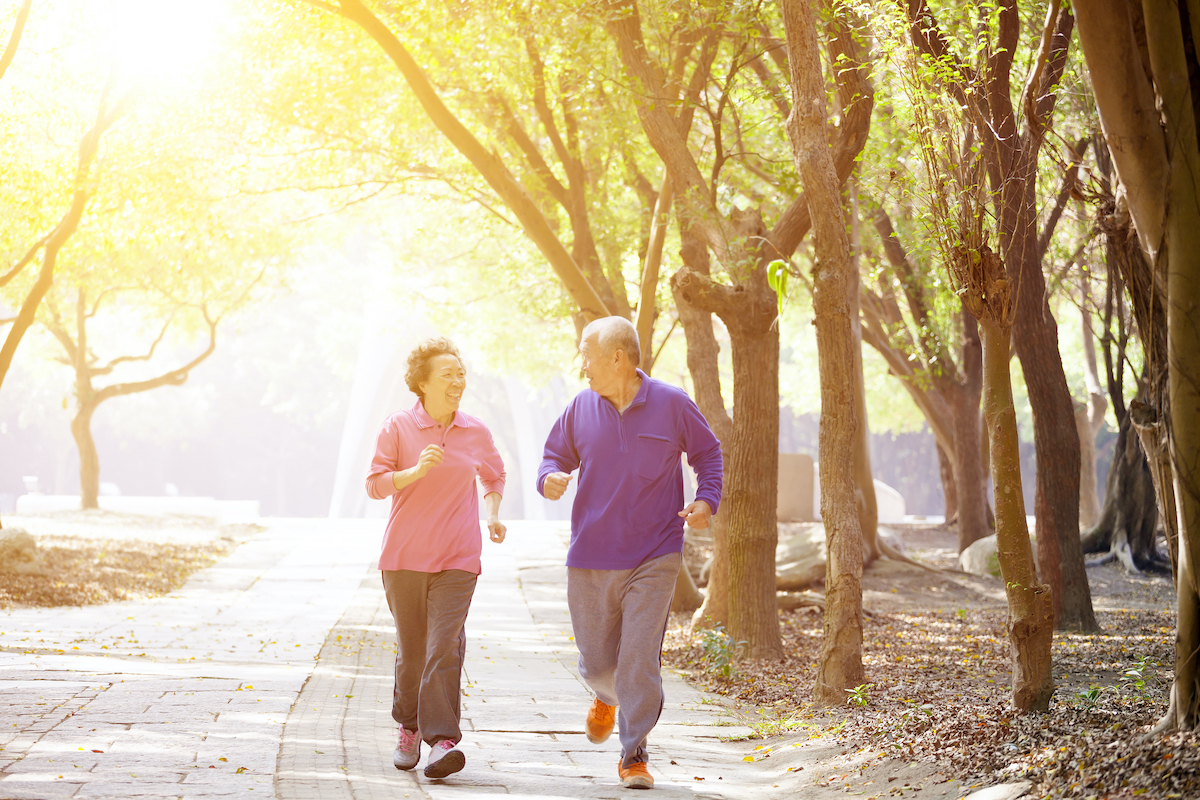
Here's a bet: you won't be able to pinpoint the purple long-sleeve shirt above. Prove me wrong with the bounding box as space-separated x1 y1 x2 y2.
537 370 723 570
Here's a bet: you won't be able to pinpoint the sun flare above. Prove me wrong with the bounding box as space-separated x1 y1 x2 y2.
108 0 226 85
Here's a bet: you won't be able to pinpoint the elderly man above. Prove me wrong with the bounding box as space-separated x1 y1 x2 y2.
538 316 723 790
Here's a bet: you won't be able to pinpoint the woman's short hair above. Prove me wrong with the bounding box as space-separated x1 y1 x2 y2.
405 337 462 399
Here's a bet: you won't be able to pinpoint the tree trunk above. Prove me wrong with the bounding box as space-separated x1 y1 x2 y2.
1080 409 1165 573
71 401 100 510
937 443 958 523
1007 161 1097 632
1142 0 1200 732
947 311 989 552
1078 272 1108 528
1131 401 1179 576
848 185 880 564
671 557 704 613
979 315 1055 713
1075 403 1104 528
1163 171 1200 727
850 276 880 565
673 227 734 630
783 0 864 703
724 326 782 659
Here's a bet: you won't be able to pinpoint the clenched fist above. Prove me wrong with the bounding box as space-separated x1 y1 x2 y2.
542 472 573 500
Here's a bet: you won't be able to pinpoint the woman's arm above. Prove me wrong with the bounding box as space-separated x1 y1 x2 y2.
390 444 445 491
484 491 506 543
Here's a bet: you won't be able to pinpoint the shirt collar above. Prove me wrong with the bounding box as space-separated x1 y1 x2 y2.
412 398 465 429
627 369 651 410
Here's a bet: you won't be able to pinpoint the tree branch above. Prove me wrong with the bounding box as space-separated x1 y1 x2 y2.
91 310 179 376
672 266 740 315
768 1 874 259
94 310 218 404
1037 138 1088 261
0 77 125 389
0 0 31 83
604 0 726 256
492 95 570 209
326 0 614 320
0 233 49 289
635 173 672 367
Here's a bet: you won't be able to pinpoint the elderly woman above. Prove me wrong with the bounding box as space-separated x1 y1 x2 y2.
366 336 506 779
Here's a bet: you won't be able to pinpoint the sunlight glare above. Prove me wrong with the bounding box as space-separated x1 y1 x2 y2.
108 0 226 85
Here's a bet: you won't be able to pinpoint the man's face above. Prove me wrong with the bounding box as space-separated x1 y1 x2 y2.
579 334 619 397
420 354 466 411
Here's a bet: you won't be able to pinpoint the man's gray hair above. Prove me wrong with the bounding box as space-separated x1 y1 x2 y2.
582 316 641 367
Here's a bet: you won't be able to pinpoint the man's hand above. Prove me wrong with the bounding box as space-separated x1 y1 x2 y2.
678 500 712 529
413 444 444 478
488 519 507 544
543 472 573 500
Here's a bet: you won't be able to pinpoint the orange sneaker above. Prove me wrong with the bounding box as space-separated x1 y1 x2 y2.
618 759 654 789
585 698 616 743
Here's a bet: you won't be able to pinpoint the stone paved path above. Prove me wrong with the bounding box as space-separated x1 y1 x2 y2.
1 518 970 800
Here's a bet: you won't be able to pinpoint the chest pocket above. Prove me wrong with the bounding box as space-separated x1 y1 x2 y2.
635 433 676 481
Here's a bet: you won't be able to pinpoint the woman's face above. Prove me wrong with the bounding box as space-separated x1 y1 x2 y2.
420 354 466 414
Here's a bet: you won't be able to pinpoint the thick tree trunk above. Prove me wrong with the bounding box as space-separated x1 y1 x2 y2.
724 327 782 659
71 402 100 510
979 315 1055 713
1163 176 1200 728
1080 410 1165 573
1142 0 1200 732
947 311 989 552
783 0 864 704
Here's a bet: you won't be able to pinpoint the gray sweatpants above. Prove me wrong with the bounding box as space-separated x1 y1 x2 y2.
381 568 478 746
567 552 680 768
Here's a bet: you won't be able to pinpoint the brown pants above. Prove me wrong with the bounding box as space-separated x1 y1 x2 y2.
381 568 478 746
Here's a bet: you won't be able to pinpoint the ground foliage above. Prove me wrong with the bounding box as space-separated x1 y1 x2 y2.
666 526 1191 799
0 535 233 608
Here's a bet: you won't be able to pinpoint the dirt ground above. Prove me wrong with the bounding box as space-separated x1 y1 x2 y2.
0 512 253 608
665 522 1189 800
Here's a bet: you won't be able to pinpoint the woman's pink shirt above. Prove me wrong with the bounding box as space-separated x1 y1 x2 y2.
366 400 506 574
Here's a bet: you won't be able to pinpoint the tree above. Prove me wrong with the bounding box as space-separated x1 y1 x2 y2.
901 0 1096 632
858 207 991 552
43 291 219 509
1079 144 1169 574
35 114 279 508
0 83 126 403
878 1 1058 710
1075 0 1200 731
604 0 874 657
781 0 864 703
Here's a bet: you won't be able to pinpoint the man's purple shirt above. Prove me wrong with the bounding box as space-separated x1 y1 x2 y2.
537 370 724 570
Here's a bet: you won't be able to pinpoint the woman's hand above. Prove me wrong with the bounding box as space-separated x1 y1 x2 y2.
484 491 505 543
412 444 444 478
391 444 445 491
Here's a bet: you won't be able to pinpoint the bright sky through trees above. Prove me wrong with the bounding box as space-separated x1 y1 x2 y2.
107 0 228 85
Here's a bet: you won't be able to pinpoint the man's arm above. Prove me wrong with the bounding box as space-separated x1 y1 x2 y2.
537 406 580 499
680 398 724 516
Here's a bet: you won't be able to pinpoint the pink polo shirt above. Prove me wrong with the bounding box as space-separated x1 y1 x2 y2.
366 400 506 574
